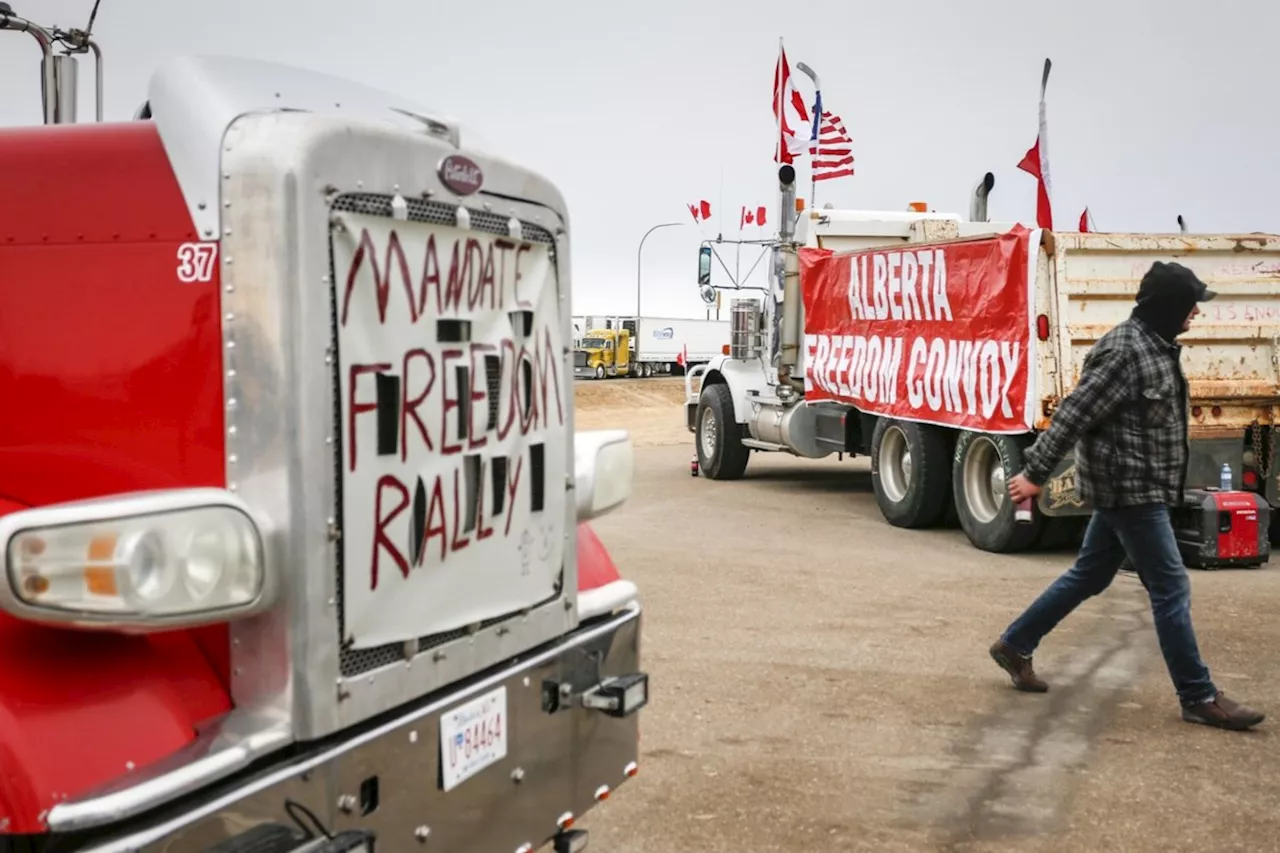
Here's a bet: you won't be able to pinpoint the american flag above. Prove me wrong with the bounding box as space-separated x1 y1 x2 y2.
809 92 854 182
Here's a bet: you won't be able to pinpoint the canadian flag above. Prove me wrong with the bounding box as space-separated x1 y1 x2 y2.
772 40 810 165
740 205 768 229
1017 58 1054 230
676 344 688 368
688 200 712 222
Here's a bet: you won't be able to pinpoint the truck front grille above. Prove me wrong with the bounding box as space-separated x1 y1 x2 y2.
574 351 588 367
327 191 557 678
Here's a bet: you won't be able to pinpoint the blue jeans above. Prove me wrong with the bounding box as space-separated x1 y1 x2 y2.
1001 503 1218 707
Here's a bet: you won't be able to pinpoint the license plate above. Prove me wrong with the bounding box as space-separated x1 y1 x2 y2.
439 685 508 792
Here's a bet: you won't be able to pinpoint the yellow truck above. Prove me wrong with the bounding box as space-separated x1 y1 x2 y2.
573 316 731 379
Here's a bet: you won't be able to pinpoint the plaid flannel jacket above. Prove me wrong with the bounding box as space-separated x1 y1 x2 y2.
1022 316 1190 509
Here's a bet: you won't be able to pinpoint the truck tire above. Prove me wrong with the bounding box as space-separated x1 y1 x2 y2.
696 383 749 480
870 417 951 528
595 365 605 380
952 431 1043 552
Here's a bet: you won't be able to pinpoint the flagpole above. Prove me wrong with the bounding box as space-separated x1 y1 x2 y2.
774 37 783 164
796 61 821 209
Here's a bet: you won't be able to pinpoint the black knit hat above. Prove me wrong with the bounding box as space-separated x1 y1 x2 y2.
1131 261 1216 341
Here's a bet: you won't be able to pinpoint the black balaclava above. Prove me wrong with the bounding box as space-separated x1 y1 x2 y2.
1131 261 1217 343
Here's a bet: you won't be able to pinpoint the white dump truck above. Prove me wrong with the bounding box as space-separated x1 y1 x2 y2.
687 164 1280 554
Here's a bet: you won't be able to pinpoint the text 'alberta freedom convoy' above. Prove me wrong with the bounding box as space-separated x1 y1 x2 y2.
802 243 1029 425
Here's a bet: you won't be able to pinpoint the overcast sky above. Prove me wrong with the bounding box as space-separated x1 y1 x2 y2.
3 0 1278 319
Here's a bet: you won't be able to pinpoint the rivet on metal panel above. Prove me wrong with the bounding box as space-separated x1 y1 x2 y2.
523 676 530 687
228 454 238 465
414 826 430 842
227 369 236 379
223 201 231 209
511 767 525 783
222 173 230 180
224 228 232 237
226 340 236 350
223 256 232 265
327 598 335 607
409 730 418 744
325 436 334 445
205 229 215 238
224 312 234 323
484 202 493 212
228 483 237 492
356 180 364 189
422 189 434 199
233 667 242 677
228 425 237 437
197 202 206 211
337 795 357 814
224 284 234 293
227 398 237 411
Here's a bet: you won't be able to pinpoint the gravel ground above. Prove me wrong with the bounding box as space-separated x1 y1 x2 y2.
573 425 1280 853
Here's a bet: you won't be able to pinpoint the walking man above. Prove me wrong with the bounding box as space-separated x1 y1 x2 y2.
990 261 1265 731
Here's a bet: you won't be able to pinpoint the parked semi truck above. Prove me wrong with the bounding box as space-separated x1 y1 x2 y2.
0 6 648 850
573 315 730 379
687 163 1280 554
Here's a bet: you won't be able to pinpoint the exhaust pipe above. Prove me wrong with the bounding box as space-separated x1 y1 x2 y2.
1 2 104 124
970 171 995 222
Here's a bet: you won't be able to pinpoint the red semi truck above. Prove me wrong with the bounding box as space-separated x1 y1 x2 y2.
0 7 647 851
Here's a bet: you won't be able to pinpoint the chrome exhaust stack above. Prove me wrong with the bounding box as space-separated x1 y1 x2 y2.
0 2 104 124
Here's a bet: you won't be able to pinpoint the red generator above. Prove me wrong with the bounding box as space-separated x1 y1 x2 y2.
1173 489 1271 570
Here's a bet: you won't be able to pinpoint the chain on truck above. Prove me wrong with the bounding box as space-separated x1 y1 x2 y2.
0 5 649 851
688 161 1280 566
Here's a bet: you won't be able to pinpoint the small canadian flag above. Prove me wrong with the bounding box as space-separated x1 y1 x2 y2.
676 344 689 368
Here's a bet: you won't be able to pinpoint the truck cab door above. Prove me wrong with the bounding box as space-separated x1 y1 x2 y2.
619 331 631 373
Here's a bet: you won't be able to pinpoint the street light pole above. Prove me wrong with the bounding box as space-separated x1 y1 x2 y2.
636 222 683 318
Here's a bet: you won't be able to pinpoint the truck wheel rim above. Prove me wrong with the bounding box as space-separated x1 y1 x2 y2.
878 425 912 503
963 436 1005 524
700 408 718 458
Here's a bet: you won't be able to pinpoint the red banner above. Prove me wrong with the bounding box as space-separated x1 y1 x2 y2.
800 226 1036 434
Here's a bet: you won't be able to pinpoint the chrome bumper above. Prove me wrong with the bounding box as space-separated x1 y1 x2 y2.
69 605 644 853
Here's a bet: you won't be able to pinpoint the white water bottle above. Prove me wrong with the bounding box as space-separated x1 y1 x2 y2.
1220 462 1232 491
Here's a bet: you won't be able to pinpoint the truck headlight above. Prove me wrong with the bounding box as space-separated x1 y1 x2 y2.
0 488 274 631
575 430 633 522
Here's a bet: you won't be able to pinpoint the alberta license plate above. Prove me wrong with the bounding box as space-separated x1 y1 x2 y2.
439 685 508 792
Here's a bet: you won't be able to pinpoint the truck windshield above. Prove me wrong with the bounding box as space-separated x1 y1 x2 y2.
581 337 609 348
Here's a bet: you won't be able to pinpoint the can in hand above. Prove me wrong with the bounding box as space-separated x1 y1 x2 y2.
1015 497 1033 524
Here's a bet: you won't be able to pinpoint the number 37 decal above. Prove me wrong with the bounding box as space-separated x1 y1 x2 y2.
176 242 219 283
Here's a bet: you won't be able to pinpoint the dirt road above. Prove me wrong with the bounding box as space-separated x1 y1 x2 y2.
575 381 1280 853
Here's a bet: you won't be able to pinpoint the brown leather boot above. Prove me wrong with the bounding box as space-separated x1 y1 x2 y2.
1181 692 1265 731
989 640 1049 693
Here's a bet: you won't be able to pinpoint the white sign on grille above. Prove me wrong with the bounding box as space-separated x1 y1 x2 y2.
333 212 567 648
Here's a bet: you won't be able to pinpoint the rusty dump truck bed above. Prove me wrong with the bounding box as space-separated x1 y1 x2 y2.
1043 231 1280 439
